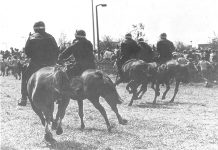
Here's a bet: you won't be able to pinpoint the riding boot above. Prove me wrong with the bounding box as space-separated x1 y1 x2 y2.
18 73 28 106
18 61 42 106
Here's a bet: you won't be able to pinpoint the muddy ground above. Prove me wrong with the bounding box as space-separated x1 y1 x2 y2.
1 75 218 150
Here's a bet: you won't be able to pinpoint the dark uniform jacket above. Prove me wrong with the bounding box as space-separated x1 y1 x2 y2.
120 38 140 62
59 38 95 72
25 32 59 65
157 39 175 63
137 42 153 62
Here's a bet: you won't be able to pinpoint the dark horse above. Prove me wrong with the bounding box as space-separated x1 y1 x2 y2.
27 66 75 142
152 59 193 104
70 69 128 132
115 59 157 106
27 65 127 142
116 57 194 106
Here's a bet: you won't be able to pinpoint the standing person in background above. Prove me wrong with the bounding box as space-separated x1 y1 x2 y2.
18 21 59 106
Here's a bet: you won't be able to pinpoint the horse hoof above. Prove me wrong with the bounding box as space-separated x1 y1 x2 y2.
169 100 174 103
41 120 45 126
56 127 63 135
107 126 113 132
44 133 53 142
120 119 128 125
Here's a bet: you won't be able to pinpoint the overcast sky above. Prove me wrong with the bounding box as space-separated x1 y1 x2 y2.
0 0 218 50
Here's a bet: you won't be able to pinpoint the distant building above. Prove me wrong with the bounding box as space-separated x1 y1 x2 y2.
198 44 211 50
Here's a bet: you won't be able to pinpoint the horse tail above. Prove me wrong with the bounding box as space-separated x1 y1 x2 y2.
96 71 122 104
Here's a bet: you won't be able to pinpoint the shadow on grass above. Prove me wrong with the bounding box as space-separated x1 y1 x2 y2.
136 101 206 109
171 101 206 107
136 102 173 109
45 140 98 150
1 146 18 150
83 127 107 132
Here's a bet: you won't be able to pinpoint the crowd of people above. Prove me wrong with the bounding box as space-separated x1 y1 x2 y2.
0 21 218 106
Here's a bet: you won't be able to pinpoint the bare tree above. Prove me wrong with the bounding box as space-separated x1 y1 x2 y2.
129 23 146 41
174 41 190 52
99 36 118 52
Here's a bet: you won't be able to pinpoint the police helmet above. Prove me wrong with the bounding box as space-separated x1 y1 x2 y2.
138 38 144 42
125 33 132 39
75 30 86 38
33 21 45 30
160 33 167 39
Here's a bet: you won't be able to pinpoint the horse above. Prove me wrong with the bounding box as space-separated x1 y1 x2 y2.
152 58 196 104
5 59 22 79
69 69 128 132
27 66 76 142
115 59 156 106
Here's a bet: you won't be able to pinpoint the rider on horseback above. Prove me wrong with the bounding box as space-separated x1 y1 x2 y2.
58 30 96 79
115 33 140 85
137 38 153 62
18 21 59 106
156 33 175 64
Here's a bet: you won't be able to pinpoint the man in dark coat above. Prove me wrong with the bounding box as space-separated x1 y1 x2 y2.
58 30 95 79
137 38 153 62
18 21 59 106
156 33 175 63
116 33 140 84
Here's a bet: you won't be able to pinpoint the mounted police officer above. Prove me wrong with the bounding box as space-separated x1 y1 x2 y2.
137 38 153 62
58 30 95 79
115 33 140 85
18 21 59 106
156 33 175 63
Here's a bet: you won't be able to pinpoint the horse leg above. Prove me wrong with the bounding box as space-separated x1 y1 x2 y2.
43 110 55 142
41 99 55 143
128 81 139 106
126 80 134 93
77 99 85 129
153 82 160 104
137 82 148 99
151 82 155 90
53 97 70 135
90 98 112 132
2 69 5 76
109 103 127 125
162 81 170 100
30 101 45 126
5 68 8 76
170 80 180 103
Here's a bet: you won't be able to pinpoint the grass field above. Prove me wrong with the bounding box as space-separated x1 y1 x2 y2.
1 75 218 150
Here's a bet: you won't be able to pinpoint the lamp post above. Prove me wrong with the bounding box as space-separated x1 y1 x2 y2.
96 4 107 60
91 0 95 50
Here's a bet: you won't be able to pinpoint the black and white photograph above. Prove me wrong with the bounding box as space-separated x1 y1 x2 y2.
1 0 218 149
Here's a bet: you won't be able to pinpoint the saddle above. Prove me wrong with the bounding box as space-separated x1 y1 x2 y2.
54 64 84 101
